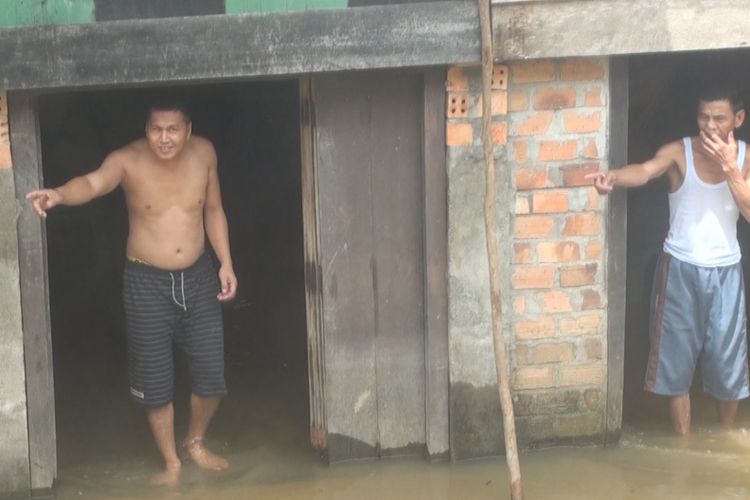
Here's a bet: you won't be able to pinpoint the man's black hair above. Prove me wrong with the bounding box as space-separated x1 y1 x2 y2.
697 86 744 113
147 94 192 123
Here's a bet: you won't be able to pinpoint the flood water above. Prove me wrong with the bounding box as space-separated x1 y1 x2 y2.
52 340 750 500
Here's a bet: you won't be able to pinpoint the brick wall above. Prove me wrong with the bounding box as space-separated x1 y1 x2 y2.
446 58 608 450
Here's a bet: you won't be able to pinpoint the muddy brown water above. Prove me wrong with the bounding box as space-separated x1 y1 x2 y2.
53 366 750 500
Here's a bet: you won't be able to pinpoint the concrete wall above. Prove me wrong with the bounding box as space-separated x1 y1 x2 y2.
0 91 30 498
446 58 610 458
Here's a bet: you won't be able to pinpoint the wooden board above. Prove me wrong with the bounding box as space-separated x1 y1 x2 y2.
605 57 628 445
93 0 224 21
423 69 450 459
313 71 426 461
0 2 480 90
9 92 57 491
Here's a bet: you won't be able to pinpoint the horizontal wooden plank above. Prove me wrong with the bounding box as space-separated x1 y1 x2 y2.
494 0 750 60
0 2 479 90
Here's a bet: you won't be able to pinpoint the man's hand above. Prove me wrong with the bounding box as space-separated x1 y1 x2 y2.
25 188 62 218
585 171 616 194
701 130 738 174
217 264 237 302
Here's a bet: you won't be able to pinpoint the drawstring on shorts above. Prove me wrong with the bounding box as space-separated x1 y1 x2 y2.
170 271 187 311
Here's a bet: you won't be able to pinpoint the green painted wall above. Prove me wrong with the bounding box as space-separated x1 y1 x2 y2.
0 0 95 27
226 0 347 14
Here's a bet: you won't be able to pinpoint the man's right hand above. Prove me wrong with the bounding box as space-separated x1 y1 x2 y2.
26 189 62 218
585 171 616 195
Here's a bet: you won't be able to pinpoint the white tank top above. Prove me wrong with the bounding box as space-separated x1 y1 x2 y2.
663 137 746 266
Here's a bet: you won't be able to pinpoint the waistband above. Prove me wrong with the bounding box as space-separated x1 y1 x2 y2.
125 252 213 277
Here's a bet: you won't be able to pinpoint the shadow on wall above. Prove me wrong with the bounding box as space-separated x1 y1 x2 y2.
624 48 750 423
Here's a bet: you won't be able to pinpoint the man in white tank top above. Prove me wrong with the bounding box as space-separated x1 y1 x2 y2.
588 88 750 435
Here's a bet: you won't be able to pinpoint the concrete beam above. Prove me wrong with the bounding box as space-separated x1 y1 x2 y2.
0 2 480 90
494 0 750 60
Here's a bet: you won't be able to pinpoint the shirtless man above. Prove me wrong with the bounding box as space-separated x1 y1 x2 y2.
587 88 750 435
26 98 237 485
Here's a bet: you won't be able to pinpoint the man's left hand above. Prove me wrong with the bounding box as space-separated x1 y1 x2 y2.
217 264 238 302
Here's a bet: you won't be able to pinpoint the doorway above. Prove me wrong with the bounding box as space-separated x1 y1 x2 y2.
623 49 750 430
37 80 312 483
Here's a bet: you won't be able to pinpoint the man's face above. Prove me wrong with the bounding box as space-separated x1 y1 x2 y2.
145 109 191 161
697 99 745 141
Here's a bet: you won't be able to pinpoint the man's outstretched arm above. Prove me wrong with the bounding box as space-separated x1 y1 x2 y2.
25 151 125 218
586 142 679 194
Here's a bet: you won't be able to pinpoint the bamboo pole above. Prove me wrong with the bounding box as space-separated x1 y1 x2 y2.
477 0 523 498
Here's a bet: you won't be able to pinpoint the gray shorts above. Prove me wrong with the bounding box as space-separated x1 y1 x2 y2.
645 252 749 400
123 253 227 406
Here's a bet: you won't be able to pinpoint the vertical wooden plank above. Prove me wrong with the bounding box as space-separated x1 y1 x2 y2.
0 93 30 499
9 92 57 491
369 73 425 455
299 79 327 451
423 69 449 459
314 74 379 461
314 71 427 461
605 56 628 445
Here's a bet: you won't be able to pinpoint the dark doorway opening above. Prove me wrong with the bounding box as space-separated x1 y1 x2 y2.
38 80 310 486
623 49 750 431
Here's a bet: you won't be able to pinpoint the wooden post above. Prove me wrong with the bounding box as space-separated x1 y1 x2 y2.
478 1 523 498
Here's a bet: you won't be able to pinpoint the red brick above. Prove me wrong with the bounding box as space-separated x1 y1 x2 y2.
538 241 581 263
560 264 598 287
562 164 601 187
515 317 556 340
584 388 602 410
529 342 576 364
446 123 473 146
563 110 602 133
513 366 556 390
584 87 603 107
477 91 509 116
512 266 555 289
584 138 599 159
515 169 550 190
533 87 576 110
509 90 529 111
560 314 601 336
586 240 602 260
512 60 556 83
0 146 11 169
532 190 569 213
447 66 469 91
559 362 604 386
515 216 555 239
492 121 508 145
581 289 602 310
513 140 529 164
513 243 533 263
539 141 578 162
515 111 554 136
492 64 509 90
562 213 601 236
560 59 605 81
447 92 470 118
585 339 603 360
539 290 573 313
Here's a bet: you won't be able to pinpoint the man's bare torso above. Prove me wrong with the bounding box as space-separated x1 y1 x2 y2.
119 136 213 270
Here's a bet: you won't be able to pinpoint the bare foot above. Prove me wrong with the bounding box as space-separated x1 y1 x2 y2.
149 462 181 487
183 437 228 471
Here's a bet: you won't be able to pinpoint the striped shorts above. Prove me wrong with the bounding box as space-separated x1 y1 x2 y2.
123 252 227 406
645 252 750 400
